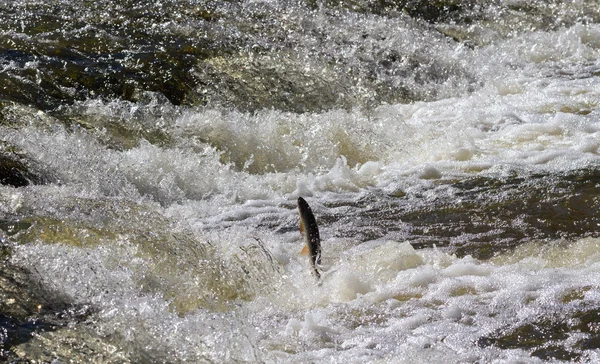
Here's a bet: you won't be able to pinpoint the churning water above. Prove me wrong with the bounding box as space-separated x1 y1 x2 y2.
2 0 600 362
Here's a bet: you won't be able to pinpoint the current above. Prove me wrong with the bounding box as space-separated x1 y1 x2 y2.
1 0 600 362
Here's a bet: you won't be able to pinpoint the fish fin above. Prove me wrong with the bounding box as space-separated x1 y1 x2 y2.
300 245 309 255
299 219 304 234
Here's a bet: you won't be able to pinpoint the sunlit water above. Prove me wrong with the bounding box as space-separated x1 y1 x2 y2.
2 1 600 362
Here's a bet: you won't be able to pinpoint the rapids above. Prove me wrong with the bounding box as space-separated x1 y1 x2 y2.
2 0 600 362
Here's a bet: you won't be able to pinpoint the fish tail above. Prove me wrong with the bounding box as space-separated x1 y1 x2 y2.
313 268 321 280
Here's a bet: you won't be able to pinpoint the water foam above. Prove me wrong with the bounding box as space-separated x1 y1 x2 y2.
9 202 600 363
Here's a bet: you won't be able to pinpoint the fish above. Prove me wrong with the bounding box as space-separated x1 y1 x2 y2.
297 197 322 279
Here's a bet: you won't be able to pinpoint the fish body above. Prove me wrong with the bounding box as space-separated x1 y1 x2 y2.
297 197 322 279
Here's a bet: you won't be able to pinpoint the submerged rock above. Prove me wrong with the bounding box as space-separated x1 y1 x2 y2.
0 238 94 361
479 305 600 362
8 0 595 114
303 168 600 260
306 0 476 23
12 326 130 364
0 143 47 187
4 0 594 114
1 0 598 115
0 155 34 187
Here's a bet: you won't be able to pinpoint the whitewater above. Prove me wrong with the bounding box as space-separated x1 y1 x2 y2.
2 0 600 362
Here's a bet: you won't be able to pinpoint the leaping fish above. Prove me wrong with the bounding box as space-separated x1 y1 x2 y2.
297 197 322 279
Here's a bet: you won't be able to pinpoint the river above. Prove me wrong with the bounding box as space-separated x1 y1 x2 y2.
2 0 600 362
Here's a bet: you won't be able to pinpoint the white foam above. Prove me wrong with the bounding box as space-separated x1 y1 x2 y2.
6 51 599 209
357 161 382 176
5 8 600 364
326 267 373 302
12 213 600 362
